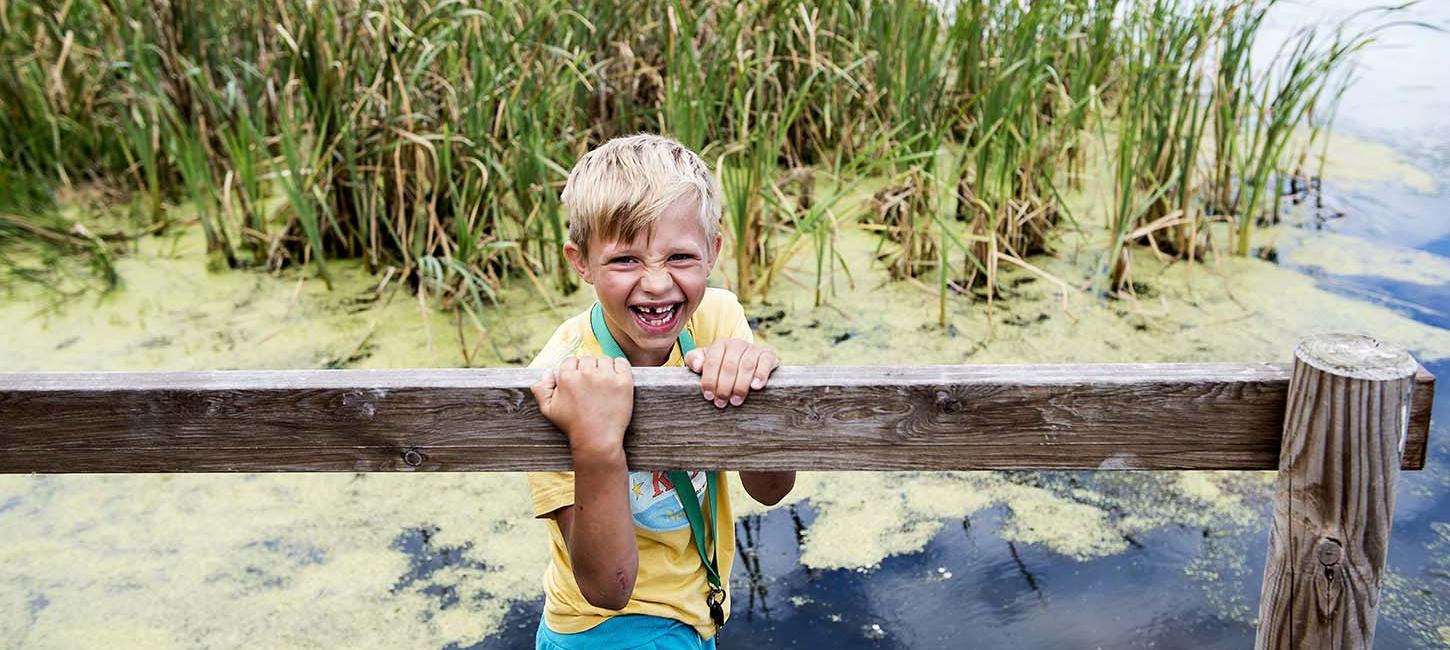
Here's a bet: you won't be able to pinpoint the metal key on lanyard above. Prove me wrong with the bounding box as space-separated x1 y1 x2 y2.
707 585 726 628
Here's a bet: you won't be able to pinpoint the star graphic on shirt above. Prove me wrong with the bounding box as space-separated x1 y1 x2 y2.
632 481 644 497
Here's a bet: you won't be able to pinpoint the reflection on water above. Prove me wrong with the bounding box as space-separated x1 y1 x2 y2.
717 496 1263 649
1261 1 1450 142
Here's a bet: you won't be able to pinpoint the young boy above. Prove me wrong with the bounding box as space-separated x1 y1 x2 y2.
527 133 796 649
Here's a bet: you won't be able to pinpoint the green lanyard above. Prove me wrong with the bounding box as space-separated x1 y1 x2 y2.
588 303 726 628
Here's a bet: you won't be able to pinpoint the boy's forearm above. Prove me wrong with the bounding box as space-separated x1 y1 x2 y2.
740 470 795 506
568 442 638 609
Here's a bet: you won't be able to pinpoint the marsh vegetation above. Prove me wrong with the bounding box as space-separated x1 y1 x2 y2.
0 0 1404 332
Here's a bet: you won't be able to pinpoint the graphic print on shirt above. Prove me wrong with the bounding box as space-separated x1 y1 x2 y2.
628 470 707 532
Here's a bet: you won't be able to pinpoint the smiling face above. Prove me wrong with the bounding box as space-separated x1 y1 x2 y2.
565 196 722 367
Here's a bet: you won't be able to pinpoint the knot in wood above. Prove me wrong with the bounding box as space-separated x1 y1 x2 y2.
340 391 376 418
935 391 961 414
403 449 425 467
1315 538 1343 567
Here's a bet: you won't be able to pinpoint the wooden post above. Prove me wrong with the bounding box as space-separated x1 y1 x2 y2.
1256 334 1420 649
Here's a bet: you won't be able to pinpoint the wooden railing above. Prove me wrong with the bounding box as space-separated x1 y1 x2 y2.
0 333 1436 649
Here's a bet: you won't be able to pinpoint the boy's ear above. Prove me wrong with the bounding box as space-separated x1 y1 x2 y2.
563 241 594 284
707 233 723 268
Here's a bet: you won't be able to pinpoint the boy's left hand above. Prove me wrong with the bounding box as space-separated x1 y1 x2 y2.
684 339 779 408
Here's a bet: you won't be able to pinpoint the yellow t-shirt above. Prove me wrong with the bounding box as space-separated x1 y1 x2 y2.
526 287 752 639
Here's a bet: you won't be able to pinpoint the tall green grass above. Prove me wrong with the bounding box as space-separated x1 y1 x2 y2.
0 0 1397 323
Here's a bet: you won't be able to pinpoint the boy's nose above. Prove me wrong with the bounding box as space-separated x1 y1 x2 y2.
640 266 673 293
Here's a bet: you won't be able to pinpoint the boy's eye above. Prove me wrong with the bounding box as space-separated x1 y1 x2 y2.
608 256 638 265
669 253 697 262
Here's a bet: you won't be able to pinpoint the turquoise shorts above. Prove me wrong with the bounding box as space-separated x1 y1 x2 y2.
535 614 717 650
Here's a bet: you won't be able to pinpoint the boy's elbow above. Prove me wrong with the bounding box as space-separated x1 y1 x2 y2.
579 568 636 610
582 591 631 611
743 471 796 507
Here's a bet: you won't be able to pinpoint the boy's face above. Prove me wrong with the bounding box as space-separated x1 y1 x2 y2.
565 197 721 365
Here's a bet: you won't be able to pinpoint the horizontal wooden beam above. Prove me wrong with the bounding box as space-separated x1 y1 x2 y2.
0 363 1434 473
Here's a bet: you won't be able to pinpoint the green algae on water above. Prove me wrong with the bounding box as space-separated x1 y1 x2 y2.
1314 132 1437 193
0 473 548 649
1283 230 1450 287
0 225 591 373
747 225 1450 371
1385 521 1450 648
731 471 1270 570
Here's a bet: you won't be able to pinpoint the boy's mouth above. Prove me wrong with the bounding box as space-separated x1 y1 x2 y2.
629 302 682 334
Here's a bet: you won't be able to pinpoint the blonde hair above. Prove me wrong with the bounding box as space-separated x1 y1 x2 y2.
561 133 721 255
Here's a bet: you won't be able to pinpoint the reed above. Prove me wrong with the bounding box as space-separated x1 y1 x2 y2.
0 0 1393 331
1105 0 1215 293
1227 5 1402 257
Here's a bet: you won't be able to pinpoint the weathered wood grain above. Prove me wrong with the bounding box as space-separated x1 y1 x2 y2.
0 361 1433 473
1255 334 1420 650
1406 365 1435 470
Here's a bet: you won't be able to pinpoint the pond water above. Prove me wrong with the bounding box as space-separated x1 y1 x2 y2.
3 3 1450 648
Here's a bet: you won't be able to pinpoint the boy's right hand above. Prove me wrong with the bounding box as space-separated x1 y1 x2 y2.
531 356 635 457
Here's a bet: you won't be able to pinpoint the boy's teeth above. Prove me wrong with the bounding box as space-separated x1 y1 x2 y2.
633 304 676 326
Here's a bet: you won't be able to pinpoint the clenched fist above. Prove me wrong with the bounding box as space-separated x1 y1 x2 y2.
532 356 635 458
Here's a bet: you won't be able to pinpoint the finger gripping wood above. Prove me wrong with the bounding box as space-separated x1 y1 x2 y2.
1255 334 1418 650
